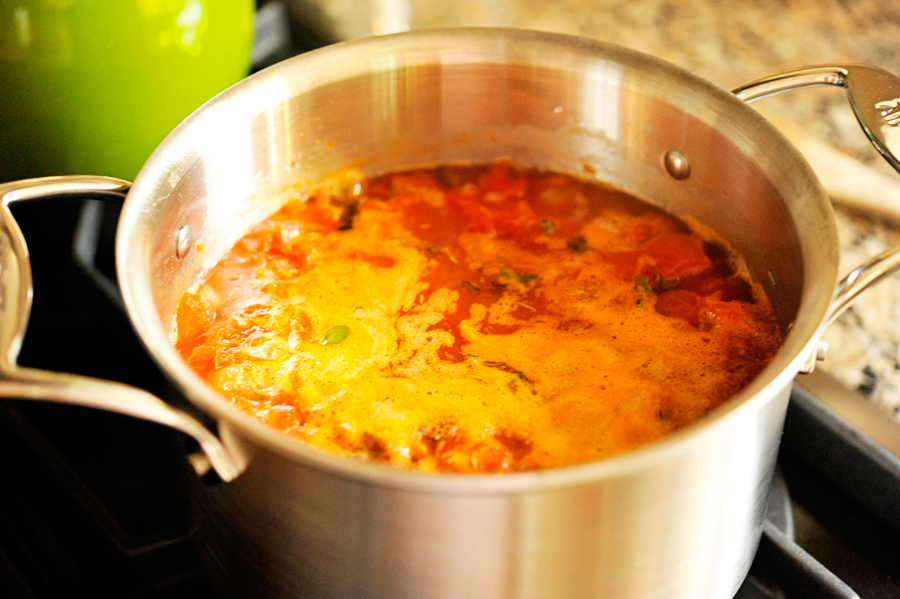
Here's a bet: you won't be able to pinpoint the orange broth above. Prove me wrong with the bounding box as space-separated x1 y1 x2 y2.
173 163 782 473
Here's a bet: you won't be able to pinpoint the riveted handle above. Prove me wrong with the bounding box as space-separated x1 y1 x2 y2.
734 65 900 373
0 177 246 482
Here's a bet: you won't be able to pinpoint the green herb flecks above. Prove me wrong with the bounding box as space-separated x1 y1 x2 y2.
567 236 589 253
337 201 359 231
634 274 656 307
498 269 539 286
660 278 678 292
540 219 558 235
322 325 350 345
634 274 654 295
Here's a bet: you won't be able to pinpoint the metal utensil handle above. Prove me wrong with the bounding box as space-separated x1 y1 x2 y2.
0 177 244 482
734 65 900 373
734 65 900 172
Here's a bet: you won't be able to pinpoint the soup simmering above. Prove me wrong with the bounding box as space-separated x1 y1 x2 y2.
173 163 782 473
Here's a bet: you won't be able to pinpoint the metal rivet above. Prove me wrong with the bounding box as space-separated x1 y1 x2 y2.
663 150 691 180
815 340 829 362
175 224 192 259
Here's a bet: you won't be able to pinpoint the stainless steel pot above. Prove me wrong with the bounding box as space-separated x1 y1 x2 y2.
2 28 900 599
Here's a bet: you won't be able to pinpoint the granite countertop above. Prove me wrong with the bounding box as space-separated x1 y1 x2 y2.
300 0 900 418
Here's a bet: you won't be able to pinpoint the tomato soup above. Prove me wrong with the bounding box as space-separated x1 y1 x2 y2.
173 163 782 473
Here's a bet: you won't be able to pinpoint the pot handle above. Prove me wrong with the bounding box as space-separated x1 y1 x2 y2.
0 177 246 482
734 65 900 373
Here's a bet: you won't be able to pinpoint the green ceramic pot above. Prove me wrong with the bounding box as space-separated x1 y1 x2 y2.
0 0 254 182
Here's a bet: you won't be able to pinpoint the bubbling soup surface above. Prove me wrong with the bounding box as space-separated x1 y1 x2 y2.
173 163 782 473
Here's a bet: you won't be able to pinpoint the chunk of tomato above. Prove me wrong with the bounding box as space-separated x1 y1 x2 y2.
445 192 495 234
643 232 712 280
655 289 701 326
174 291 214 347
477 162 528 197
492 199 540 241
702 300 745 328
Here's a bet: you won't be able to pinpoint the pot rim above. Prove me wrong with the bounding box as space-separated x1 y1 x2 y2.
118 27 835 494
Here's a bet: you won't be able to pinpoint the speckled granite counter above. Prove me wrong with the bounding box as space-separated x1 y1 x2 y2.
299 0 900 418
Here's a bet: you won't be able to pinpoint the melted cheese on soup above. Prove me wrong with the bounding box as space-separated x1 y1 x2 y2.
173 163 782 473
